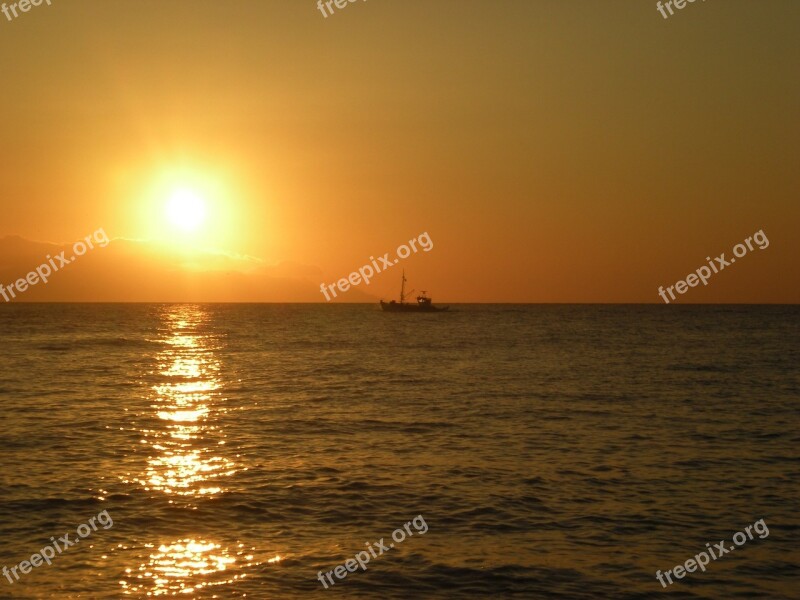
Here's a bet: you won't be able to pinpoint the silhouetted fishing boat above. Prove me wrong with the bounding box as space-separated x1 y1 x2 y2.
380 271 448 312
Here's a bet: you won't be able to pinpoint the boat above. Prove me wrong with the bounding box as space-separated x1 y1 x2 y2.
380 271 449 312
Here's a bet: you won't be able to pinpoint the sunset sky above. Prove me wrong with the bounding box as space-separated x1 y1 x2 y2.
0 0 797 302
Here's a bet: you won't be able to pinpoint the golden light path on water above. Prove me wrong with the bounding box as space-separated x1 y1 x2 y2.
119 305 278 596
131 306 237 498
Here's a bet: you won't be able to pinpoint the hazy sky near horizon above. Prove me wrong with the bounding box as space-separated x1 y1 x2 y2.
0 1 797 302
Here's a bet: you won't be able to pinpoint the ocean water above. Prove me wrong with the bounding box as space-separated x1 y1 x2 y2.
0 304 797 599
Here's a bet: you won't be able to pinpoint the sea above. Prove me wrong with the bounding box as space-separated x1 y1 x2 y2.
0 304 797 599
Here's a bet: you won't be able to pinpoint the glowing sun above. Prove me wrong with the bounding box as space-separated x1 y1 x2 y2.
166 189 207 232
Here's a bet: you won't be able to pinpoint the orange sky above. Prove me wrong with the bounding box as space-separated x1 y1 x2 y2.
0 1 797 302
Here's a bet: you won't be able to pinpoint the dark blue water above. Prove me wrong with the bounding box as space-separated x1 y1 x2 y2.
0 304 797 598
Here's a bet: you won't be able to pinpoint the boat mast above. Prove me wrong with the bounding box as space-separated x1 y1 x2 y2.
400 270 407 304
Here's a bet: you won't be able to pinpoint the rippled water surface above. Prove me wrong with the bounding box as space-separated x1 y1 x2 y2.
0 304 797 598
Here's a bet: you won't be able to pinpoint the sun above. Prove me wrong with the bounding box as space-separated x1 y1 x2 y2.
129 161 249 249
166 189 207 232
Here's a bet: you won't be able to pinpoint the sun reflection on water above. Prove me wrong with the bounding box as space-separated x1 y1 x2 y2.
120 539 263 596
119 306 268 596
123 305 239 501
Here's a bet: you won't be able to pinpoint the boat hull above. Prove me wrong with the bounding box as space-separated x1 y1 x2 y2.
380 301 449 312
